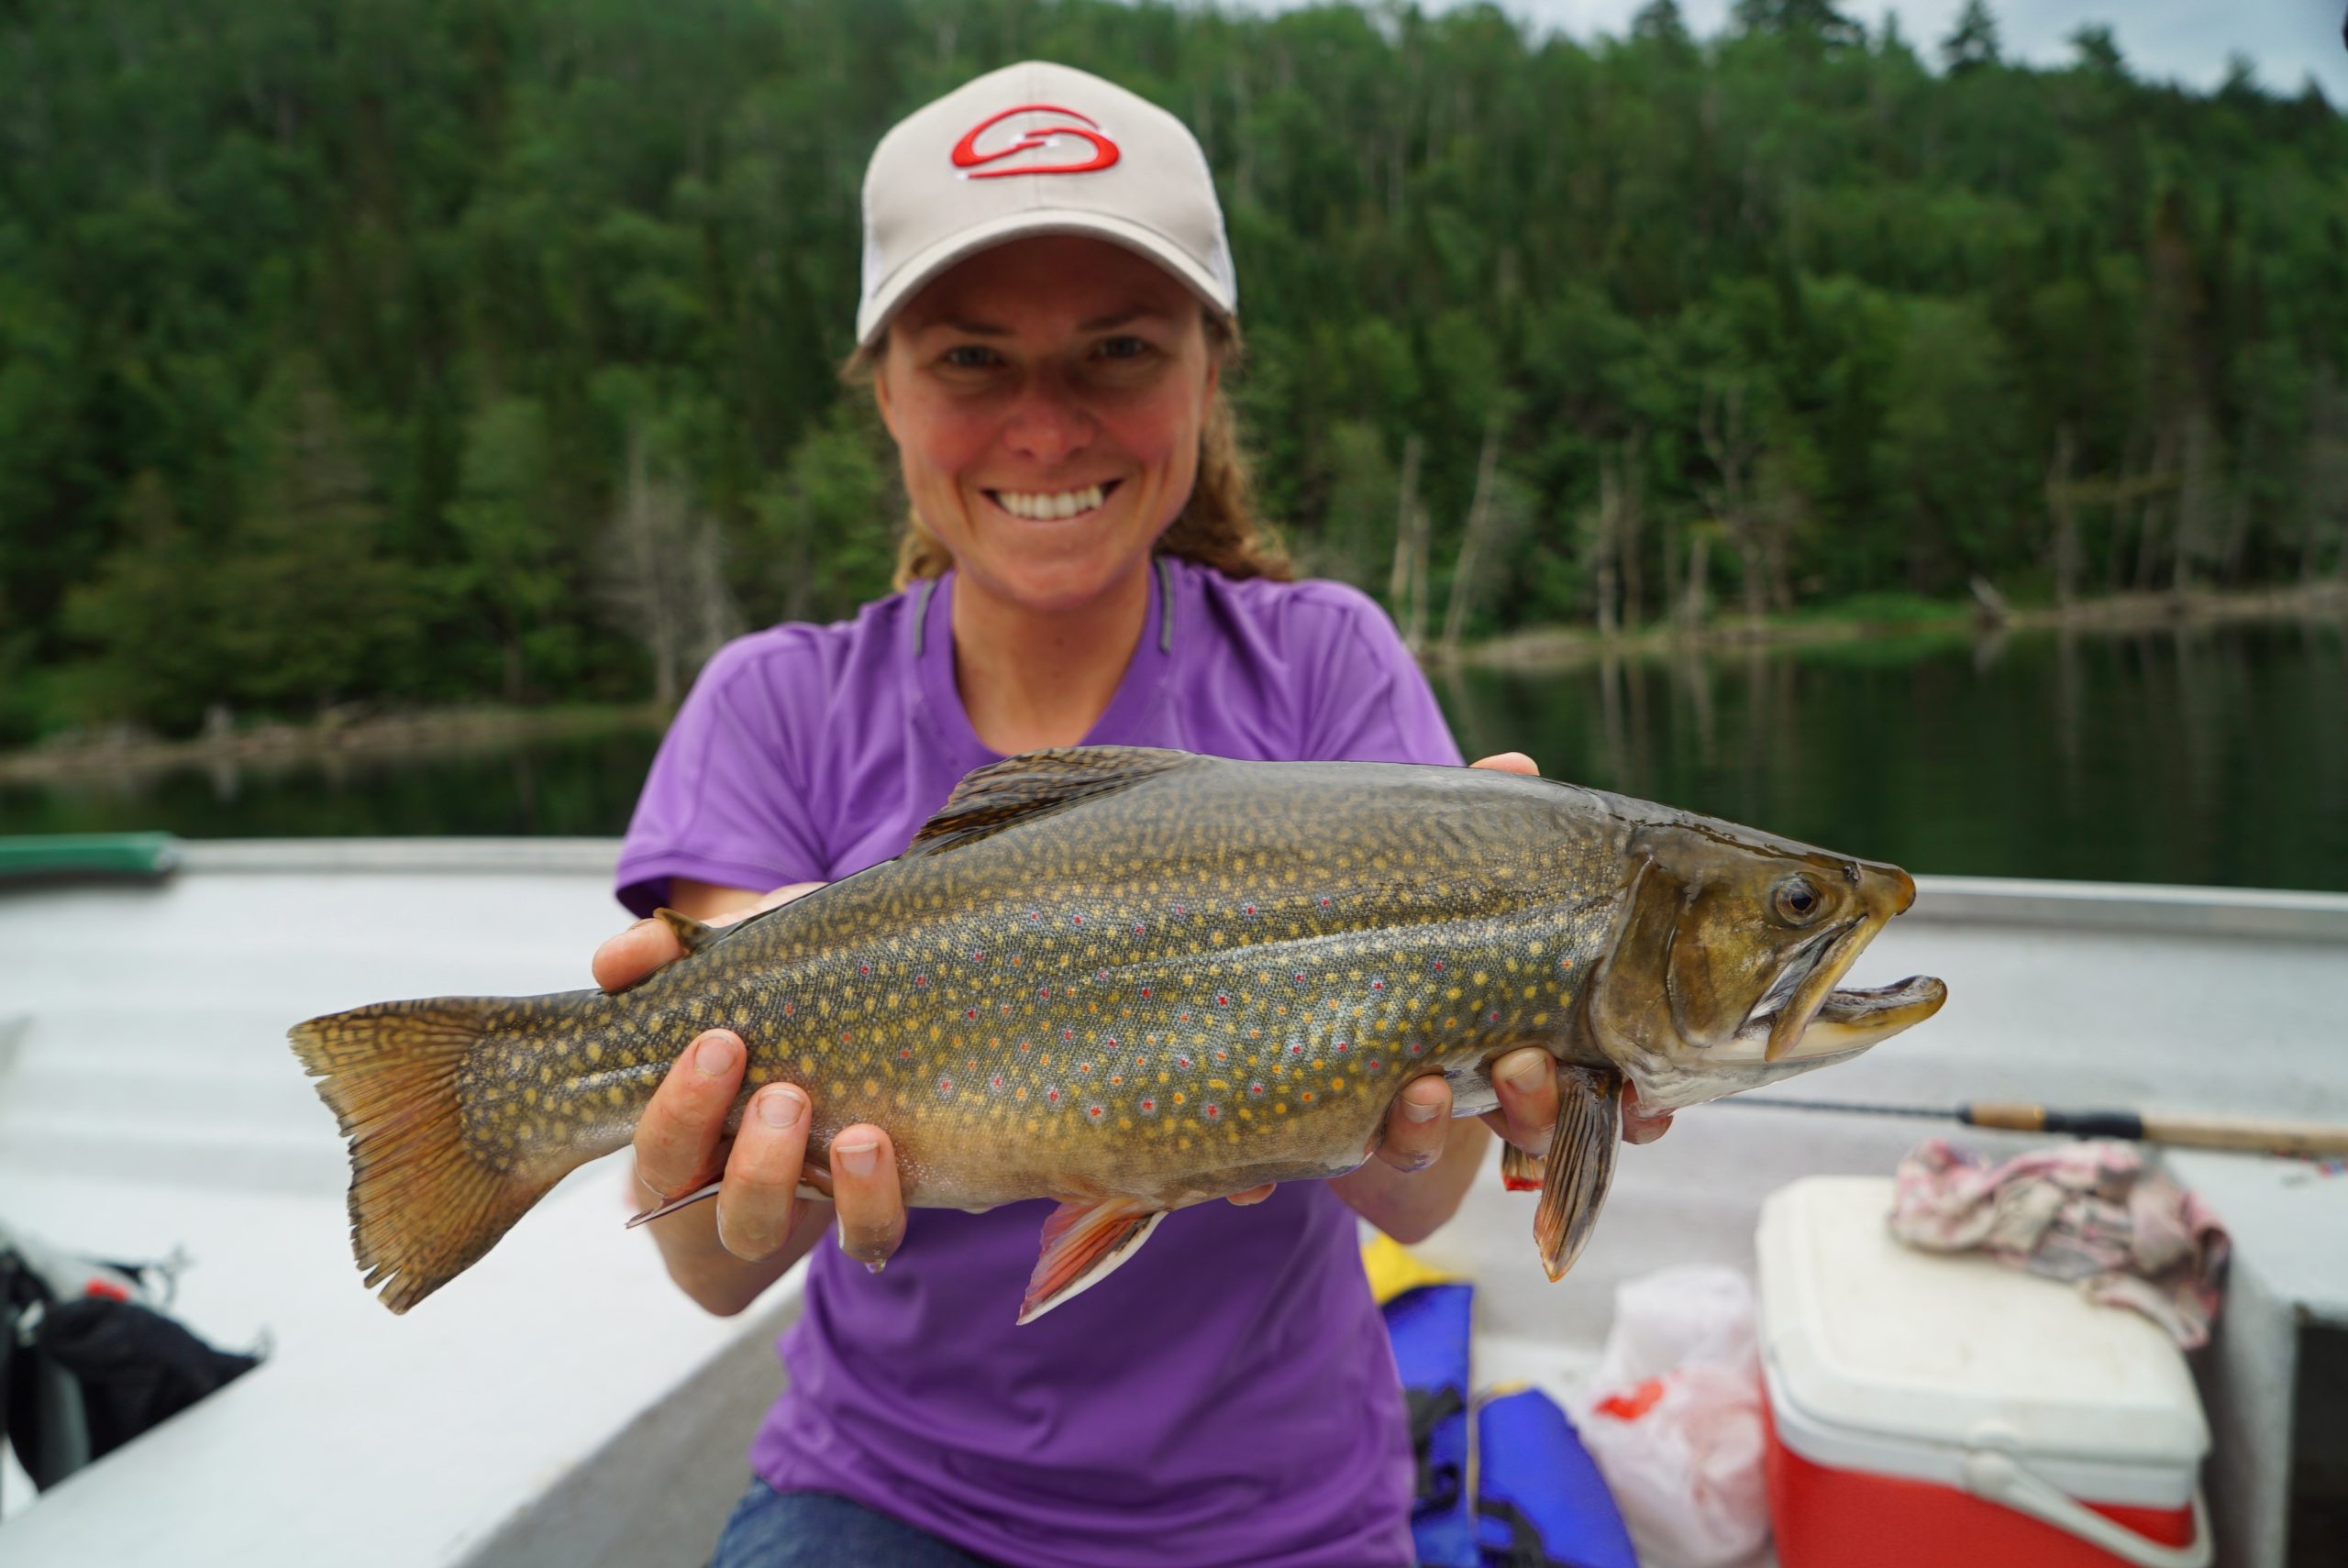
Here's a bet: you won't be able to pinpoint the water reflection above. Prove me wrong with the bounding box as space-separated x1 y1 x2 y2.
4 620 2343 892
1451 617 2348 890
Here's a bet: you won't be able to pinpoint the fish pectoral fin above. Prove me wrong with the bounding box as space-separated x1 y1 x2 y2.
1532 1066 1622 1282
911 746 1203 857
1018 1197 1168 1326
653 907 721 955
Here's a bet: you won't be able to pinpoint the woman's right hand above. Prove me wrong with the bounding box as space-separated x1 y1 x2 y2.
596 881 911 1310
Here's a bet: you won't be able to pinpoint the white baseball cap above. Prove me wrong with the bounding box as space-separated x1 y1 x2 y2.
855 61 1239 348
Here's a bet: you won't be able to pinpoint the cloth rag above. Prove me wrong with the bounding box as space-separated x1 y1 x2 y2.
1888 1137 2229 1348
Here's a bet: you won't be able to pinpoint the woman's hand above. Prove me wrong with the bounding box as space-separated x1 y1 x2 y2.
600 879 913 1311
1326 751 1671 1242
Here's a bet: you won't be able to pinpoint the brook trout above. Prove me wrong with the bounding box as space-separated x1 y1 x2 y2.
291 747 1945 1322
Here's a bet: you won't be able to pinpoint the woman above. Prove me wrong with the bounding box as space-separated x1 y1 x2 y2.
596 61 1667 1568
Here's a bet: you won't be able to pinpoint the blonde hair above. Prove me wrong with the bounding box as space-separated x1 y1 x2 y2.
849 315 1292 588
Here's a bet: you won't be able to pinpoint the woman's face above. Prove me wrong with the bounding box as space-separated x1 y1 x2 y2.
873 235 1219 614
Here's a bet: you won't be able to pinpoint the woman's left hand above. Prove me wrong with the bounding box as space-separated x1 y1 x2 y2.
1232 751 1671 1215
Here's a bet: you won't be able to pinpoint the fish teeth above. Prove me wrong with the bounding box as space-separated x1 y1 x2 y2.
994 483 1106 520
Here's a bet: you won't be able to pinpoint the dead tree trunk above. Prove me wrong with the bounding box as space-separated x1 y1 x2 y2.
1440 415 1504 656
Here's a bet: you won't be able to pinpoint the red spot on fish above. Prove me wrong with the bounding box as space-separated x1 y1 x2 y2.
1213 1049 1228 1062
1288 1043 1304 1055
1141 987 1152 998
1039 988 1051 999
1371 979 1385 991
1074 914 1084 924
966 1009 978 1019
1205 1103 1220 1120
1409 1043 1425 1055
1134 922 1145 933
1176 1055 1192 1068
1335 1042 1350 1053
1047 1088 1061 1103
1088 1105 1104 1120
1245 904 1257 916
1180 1011 1191 1022
915 975 926 987
858 963 870 975
1434 960 1445 970
1098 969 1110 981
1141 1098 1156 1112
1216 994 1229 1007
1490 1010 1501 1022
841 1031 852 1043
1111 1074 1125 1086
1293 973 1305 983
1368 1058 1382 1070
1019 1040 1033 1054
1320 897 1332 908
973 951 986 961
1077 1061 1091 1074
1249 1082 1266 1096
991 1074 1004 1090
1175 905 1186 916
1063 1028 1074 1040
783 1002 793 1015
1301 1091 1315 1103
1030 911 1041 922
938 1077 953 1093
899 1047 912 1059
1107 1037 1119 1047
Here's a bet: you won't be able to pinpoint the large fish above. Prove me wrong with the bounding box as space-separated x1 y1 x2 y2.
290 747 1945 1322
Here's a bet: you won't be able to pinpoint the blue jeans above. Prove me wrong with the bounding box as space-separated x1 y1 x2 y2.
708 1480 1004 1568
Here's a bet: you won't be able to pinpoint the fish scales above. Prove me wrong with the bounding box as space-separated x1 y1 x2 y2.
291 745 1944 1318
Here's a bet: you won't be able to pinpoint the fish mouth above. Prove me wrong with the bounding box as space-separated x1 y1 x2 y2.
1741 918 1946 1063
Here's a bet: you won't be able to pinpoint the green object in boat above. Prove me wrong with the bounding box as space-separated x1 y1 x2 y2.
0 833 182 882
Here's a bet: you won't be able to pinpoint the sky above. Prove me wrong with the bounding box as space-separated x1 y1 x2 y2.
1366 1 2348 104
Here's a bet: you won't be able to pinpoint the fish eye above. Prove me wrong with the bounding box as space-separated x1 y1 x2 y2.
1773 877 1823 925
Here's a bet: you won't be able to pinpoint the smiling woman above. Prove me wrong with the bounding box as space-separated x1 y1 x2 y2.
598 58 1664 1568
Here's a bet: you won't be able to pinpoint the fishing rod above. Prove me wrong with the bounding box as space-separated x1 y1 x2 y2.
1720 1096 2348 1158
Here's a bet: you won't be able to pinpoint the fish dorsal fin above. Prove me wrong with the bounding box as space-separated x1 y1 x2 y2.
908 746 1203 857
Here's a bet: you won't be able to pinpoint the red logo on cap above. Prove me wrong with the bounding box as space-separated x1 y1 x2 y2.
950 105 1119 179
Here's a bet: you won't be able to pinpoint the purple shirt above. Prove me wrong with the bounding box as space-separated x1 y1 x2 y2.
616 557 1463 1568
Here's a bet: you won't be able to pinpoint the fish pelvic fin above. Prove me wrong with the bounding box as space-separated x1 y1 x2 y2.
911 746 1203 857
289 999 562 1314
1499 1142 1543 1192
1017 1197 1168 1326
1531 1066 1622 1282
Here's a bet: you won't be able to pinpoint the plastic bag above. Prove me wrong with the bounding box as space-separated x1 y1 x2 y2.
1563 1265 1769 1568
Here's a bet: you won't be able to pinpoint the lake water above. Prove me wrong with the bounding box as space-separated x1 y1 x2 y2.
7 618 2345 892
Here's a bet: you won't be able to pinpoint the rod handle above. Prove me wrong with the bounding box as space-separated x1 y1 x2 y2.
1961 1102 2348 1157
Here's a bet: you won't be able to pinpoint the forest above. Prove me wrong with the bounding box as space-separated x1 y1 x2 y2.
3 0 2344 741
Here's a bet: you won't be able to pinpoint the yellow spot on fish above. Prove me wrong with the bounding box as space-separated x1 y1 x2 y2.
1471 971 1488 986
1534 1012 1550 1027
863 1077 880 1097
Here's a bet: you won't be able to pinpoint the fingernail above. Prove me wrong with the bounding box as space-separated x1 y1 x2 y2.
693 1035 736 1077
835 1138 879 1177
1401 1091 1443 1123
1500 1054 1550 1093
758 1087 806 1129
864 1259 886 1275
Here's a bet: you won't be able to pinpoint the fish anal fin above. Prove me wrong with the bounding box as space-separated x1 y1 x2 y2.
1533 1066 1622 1281
654 907 720 955
911 747 1202 857
1018 1197 1168 1325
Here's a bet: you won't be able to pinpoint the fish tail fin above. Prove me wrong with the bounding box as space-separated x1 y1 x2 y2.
289 998 562 1314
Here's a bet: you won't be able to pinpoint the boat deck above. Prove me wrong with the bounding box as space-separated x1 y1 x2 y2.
2 843 2343 1565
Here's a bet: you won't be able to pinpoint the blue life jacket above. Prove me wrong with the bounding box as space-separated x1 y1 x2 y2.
1380 1281 1477 1568
1474 1387 1638 1568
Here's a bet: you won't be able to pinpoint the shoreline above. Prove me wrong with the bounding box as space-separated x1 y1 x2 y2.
1443 580 2348 669
5 582 2342 785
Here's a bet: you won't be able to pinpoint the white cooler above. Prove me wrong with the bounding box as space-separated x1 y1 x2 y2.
1755 1176 2212 1568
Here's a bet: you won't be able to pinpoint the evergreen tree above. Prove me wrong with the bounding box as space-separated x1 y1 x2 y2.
1940 2 2000 74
